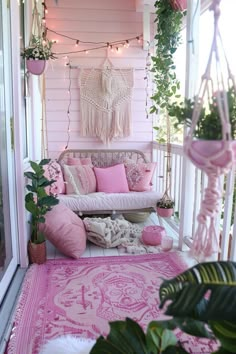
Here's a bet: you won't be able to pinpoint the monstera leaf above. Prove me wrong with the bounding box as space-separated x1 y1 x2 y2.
159 261 236 352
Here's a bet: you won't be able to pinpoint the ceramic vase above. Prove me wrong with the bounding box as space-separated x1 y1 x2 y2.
169 0 187 11
156 207 174 218
26 59 47 75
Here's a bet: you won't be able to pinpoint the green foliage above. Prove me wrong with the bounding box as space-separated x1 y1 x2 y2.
157 198 175 209
151 0 186 114
169 88 236 139
90 261 236 354
21 35 56 60
24 159 59 244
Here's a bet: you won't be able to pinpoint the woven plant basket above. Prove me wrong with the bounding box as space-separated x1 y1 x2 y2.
28 241 46 264
124 212 150 223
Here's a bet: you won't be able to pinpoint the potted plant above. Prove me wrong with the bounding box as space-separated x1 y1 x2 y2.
90 260 236 353
156 196 175 218
24 159 59 264
21 35 56 75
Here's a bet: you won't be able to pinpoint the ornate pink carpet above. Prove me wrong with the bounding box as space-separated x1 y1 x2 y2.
7 253 217 354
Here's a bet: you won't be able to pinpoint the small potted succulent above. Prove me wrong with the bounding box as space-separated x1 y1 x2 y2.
156 196 175 218
21 35 56 75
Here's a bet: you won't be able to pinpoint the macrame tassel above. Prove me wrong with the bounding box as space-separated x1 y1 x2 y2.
191 174 220 259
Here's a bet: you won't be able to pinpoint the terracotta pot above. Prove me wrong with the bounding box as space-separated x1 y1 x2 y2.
184 139 236 174
169 0 187 11
26 59 47 75
28 241 46 264
156 207 174 218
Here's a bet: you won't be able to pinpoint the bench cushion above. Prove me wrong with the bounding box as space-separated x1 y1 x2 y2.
58 191 161 213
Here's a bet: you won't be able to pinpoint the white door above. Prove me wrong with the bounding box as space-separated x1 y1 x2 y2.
0 0 18 304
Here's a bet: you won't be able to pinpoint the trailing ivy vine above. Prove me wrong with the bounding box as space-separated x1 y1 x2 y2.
151 0 186 114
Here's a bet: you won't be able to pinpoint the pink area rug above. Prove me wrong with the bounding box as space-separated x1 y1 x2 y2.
7 253 217 354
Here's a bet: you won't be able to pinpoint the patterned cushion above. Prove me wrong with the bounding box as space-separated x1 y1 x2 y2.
125 163 156 192
63 164 96 195
43 160 65 195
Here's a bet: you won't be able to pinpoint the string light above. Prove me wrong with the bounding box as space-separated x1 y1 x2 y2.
65 62 72 150
144 41 152 119
46 27 143 56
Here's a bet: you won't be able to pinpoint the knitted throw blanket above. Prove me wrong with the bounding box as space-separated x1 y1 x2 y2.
83 216 163 254
78 67 134 144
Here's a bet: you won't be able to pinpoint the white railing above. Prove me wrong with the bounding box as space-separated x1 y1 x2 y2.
152 141 236 261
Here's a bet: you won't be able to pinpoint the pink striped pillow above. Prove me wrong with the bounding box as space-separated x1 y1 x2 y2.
63 164 96 195
125 162 157 191
67 157 92 166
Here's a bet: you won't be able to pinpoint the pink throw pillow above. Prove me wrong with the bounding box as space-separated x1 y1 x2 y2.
63 164 96 195
125 162 157 191
67 157 92 166
43 160 65 195
94 164 129 193
39 203 86 259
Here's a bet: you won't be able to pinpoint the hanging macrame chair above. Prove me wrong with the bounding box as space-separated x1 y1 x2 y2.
184 0 236 259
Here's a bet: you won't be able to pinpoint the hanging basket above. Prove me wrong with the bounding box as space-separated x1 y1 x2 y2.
28 241 46 264
157 207 174 218
183 1 236 259
185 139 236 175
26 59 47 75
169 0 187 11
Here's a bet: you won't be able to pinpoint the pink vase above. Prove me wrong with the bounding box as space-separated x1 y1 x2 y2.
26 59 47 75
142 225 166 246
170 0 187 11
156 207 174 218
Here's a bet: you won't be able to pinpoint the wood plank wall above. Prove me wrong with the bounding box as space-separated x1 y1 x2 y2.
45 0 154 159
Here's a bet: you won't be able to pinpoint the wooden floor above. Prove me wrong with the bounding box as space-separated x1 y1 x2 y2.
46 212 196 266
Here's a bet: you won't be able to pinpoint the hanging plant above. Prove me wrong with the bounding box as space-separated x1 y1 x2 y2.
150 0 186 114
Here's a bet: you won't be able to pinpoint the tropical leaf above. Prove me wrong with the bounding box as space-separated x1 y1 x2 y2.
39 158 51 166
90 318 148 354
210 321 236 353
159 261 236 322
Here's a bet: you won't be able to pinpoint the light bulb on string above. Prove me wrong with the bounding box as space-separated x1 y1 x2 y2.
75 40 79 47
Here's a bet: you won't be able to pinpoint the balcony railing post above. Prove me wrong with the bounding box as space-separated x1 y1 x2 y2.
179 0 201 250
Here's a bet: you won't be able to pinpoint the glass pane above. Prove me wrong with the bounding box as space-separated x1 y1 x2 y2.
0 0 13 281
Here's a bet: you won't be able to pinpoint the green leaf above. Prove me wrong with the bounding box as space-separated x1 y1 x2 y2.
39 158 51 166
159 261 236 322
210 321 236 352
90 318 148 354
30 161 43 174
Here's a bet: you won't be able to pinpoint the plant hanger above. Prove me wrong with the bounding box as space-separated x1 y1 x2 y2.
184 0 236 259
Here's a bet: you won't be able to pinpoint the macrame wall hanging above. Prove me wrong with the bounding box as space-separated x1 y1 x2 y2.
78 59 134 144
184 0 236 259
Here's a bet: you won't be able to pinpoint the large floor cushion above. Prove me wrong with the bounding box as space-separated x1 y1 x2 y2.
58 191 162 213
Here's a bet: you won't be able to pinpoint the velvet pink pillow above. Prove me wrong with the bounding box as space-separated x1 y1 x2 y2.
94 164 129 193
125 162 157 191
67 157 92 166
63 164 96 195
43 160 65 195
39 203 86 259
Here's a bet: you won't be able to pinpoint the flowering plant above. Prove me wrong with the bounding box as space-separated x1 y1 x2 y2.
21 35 56 60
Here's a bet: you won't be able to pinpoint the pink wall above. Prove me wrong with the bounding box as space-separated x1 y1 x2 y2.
45 0 154 159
